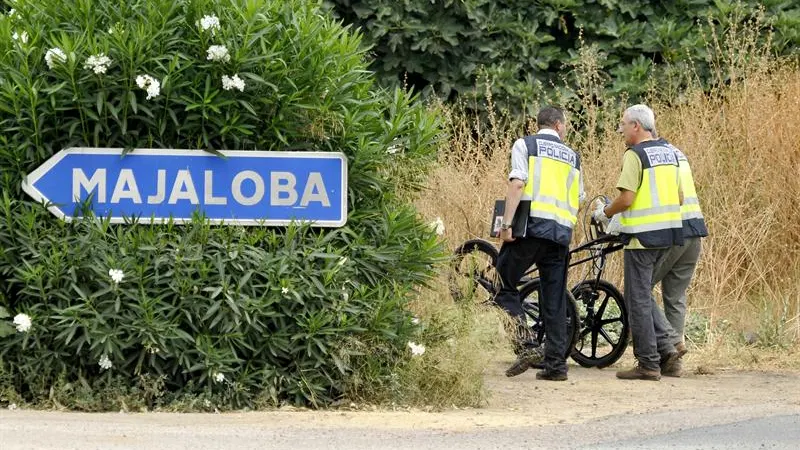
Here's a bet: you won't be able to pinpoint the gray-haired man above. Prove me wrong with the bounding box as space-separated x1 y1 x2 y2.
593 105 684 381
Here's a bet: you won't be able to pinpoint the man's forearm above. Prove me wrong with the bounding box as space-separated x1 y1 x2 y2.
604 190 634 217
503 180 525 224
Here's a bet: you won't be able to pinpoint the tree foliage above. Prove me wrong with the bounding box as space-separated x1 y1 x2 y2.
324 0 800 114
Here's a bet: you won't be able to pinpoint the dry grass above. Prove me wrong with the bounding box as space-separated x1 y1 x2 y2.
394 275 512 408
413 17 800 367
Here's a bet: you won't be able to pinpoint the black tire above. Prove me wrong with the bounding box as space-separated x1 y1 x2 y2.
449 239 499 304
570 279 629 368
519 281 581 359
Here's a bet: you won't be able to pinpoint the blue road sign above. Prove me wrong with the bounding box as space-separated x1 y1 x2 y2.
22 148 348 227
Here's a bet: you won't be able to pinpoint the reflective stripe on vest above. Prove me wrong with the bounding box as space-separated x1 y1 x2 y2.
620 145 683 236
522 136 581 229
674 151 705 222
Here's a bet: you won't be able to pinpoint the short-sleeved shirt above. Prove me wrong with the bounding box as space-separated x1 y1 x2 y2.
509 129 586 203
616 148 682 249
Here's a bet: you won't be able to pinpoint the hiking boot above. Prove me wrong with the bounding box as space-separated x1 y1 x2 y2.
661 342 687 377
675 342 688 358
661 358 683 377
535 370 568 381
505 347 544 377
616 364 661 381
659 349 683 377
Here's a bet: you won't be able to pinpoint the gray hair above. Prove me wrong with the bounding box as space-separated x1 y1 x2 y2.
625 104 656 132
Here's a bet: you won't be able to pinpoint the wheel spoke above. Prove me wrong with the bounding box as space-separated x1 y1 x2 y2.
599 327 617 346
599 317 623 326
591 329 598 358
595 292 610 318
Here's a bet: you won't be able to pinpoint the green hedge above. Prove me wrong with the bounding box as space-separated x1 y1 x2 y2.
324 0 800 114
0 0 443 409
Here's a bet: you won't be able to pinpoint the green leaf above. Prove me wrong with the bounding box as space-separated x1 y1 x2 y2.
128 90 138 114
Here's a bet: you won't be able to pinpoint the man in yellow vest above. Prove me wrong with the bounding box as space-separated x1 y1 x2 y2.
593 104 683 381
650 136 708 377
497 106 584 380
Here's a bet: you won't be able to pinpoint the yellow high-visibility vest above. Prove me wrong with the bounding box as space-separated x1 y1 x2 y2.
520 134 581 246
662 141 709 238
619 142 684 248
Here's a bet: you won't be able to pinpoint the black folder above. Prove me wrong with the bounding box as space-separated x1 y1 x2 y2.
489 199 530 238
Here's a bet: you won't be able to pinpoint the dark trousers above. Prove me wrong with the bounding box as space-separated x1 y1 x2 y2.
495 237 569 373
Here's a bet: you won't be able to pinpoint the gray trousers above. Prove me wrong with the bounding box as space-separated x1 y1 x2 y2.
651 237 703 345
624 249 678 371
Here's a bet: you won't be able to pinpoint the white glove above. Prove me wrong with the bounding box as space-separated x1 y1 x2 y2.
592 199 610 226
606 213 622 235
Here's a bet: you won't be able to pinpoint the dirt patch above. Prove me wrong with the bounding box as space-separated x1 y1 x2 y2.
481 351 800 427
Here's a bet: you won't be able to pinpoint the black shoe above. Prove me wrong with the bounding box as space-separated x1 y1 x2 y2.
505 347 544 377
535 370 568 381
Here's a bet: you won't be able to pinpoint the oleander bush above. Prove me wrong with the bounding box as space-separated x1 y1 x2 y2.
0 0 445 409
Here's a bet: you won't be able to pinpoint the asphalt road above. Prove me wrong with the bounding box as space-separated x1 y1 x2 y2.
2 404 798 449
584 412 800 449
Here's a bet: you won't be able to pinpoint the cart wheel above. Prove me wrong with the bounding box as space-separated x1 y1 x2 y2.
519 281 580 358
571 279 629 368
449 239 499 305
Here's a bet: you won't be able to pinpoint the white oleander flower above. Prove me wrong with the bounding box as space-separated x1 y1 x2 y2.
145 343 160 354
84 53 112 75
107 22 122 35
341 287 349 301
337 257 348 266
197 15 221 34
12 31 28 44
411 317 421 325
281 287 289 295
430 217 445 236
407 341 425 357
7 9 17 18
44 47 67 69
213 372 225 383
13 313 31 333
221 74 245 92
386 143 402 155
98 354 113 370
206 45 230 63
135 74 161 100
108 268 125 284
